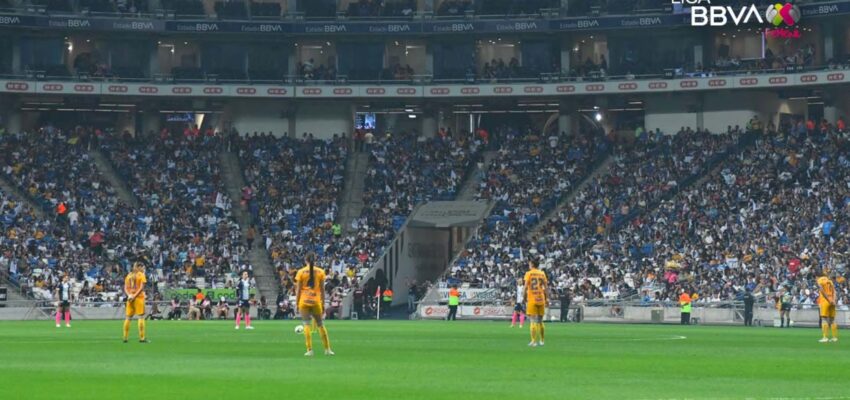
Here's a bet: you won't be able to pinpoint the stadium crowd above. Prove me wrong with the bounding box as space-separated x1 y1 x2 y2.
101 131 246 291
444 126 606 293
234 133 352 298
442 122 850 309
2 118 847 313
0 127 137 301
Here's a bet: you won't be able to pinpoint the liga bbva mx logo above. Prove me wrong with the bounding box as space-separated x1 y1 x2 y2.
765 3 801 27
686 1 801 27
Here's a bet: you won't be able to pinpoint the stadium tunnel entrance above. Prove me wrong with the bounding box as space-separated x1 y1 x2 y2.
342 201 492 319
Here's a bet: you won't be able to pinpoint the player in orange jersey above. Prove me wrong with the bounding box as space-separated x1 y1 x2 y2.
123 262 148 343
295 252 334 356
523 259 550 347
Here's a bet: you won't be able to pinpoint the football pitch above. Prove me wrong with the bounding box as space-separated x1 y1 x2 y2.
0 320 848 400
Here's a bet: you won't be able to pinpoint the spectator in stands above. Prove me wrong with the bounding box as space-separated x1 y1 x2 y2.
216 296 229 319
168 296 183 320
187 297 202 320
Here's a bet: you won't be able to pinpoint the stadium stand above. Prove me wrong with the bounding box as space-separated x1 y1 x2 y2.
441 123 849 307
234 133 350 296
100 131 246 291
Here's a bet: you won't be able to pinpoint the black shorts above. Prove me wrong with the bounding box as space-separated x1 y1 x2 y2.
60 300 70 309
239 300 251 309
780 303 791 312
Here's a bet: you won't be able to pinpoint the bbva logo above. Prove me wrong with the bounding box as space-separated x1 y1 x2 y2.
682 1 800 27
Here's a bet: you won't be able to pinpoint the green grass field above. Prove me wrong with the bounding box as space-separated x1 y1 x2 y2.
0 320 848 399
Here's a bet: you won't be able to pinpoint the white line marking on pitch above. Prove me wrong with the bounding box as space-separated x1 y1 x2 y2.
585 335 687 342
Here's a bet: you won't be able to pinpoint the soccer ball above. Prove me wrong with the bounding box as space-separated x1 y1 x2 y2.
294 325 304 334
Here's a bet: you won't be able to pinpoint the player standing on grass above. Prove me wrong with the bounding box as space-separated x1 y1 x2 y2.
55 275 72 328
295 252 334 356
235 270 254 330
123 262 148 343
510 298 525 328
524 259 549 347
778 286 792 328
817 270 838 343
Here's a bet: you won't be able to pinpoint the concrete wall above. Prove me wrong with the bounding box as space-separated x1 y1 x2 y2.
644 93 700 133
644 91 809 134
224 100 291 137
293 102 351 140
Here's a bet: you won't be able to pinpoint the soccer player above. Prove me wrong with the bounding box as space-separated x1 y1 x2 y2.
123 262 148 343
294 252 334 356
510 298 525 328
235 270 254 330
523 259 549 347
817 271 838 343
55 275 72 328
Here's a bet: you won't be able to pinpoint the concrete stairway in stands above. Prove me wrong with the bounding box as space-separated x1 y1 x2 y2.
0 176 47 219
527 153 615 239
338 151 370 234
89 150 141 208
456 150 498 201
219 151 279 301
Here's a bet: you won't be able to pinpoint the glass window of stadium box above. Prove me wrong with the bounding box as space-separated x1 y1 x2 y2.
201 42 248 82
568 34 608 80
209 0 249 19
20 36 69 79
247 43 289 82
385 40 425 81
77 0 148 14
0 38 11 75
294 41 337 82
712 26 820 73
475 38 557 82
297 0 336 18
474 0 559 17
108 40 151 80
341 0 419 18
250 0 286 18
607 32 701 77
435 0 473 17
161 0 206 17
338 42 385 82
157 40 202 82
433 40 475 81
840 26 850 65
64 37 110 79
566 0 666 16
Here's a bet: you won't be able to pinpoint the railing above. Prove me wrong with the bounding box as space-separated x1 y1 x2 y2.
0 6 568 21
1 64 844 86
0 299 280 320
414 298 848 326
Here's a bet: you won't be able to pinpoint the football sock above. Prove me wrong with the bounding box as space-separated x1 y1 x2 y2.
303 325 313 351
138 319 146 341
123 319 131 340
519 314 525 326
245 314 251 327
235 313 242 327
511 313 517 326
64 312 70 325
831 323 839 339
539 322 545 341
55 311 61 325
319 326 331 350
822 322 829 338
530 323 537 342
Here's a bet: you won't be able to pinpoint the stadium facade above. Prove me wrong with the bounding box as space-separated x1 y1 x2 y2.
0 0 848 138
